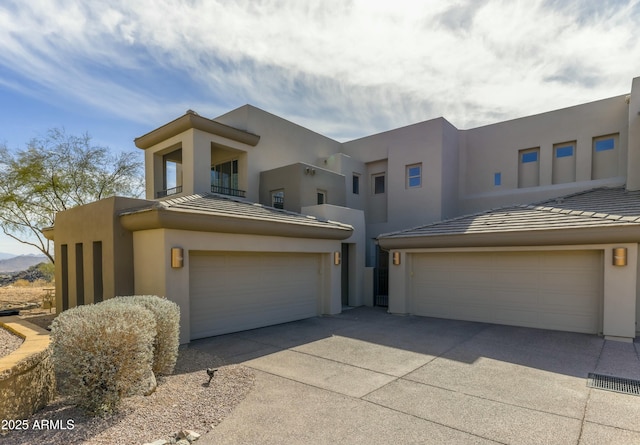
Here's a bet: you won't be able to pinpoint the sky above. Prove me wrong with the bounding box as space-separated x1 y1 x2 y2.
1 0 640 255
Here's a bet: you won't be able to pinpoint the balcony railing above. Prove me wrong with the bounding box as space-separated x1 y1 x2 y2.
211 185 246 198
156 186 183 198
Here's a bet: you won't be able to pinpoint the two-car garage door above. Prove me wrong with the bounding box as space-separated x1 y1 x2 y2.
190 251 321 340
410 250 602 334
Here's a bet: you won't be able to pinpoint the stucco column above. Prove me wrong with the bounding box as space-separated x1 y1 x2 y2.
388 250 408 315
626 77 640 191
602 244 637 341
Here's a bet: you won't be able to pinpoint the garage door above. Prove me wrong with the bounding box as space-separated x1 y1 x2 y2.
410 250 602 334
190 252 320 339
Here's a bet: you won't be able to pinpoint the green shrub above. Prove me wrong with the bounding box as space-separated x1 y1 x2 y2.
106 295 180 375
50 302 156 415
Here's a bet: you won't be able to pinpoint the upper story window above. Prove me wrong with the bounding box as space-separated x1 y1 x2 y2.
553 141 576 184
592 134 619 180
372 173 385 194
352 174 360 194
212 159 245 197
317 190 327 205
595 137 615 152
271 189 284 209
159 148 183 198
406 163 422 188
494 172 501 186
518 147 540 188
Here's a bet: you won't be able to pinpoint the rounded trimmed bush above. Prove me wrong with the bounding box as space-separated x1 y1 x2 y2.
105 295 180 375
50 302 156 415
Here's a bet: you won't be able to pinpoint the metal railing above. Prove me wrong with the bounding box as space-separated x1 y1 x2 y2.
156 186 183 198
272 195 284 209
211 185 246 198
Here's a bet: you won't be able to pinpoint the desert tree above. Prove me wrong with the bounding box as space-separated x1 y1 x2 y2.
0 128 144 263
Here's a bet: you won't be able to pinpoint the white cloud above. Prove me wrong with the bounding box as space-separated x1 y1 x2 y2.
1 0 639 139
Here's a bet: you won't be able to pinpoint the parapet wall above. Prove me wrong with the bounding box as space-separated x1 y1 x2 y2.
0 317 55 421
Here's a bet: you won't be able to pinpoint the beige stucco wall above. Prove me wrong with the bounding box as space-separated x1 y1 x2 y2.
51 196 149 312
260 162 346 212
387 244 637 341
627 77 640 191
132 228 344 343
458 95 629 214
215 105 343 202
343 118 455 234
302 204 367 306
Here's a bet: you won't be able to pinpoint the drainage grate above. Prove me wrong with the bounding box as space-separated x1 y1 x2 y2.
587 373 640 396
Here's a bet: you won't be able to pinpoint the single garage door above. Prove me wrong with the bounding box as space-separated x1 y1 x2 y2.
410 250 602 334
190 251 320 340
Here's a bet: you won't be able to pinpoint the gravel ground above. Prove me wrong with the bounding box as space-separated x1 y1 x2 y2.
0 326 24 358
1 347 255 445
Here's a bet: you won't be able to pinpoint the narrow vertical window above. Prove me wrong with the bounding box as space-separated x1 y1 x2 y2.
75 243 84 306
553 141 576 184
93 241 103 303
406 164 422 188
518 147 540 188
352 174 360 194
494 172 501 186
373 173 385 194
592 134 618 180
61 244 69 311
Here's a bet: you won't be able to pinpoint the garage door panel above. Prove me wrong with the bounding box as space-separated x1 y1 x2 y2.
190 252 320 340
411 251 601 334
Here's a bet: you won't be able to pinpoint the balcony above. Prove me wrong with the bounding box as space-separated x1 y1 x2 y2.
156 186 183 198
211 185 246 198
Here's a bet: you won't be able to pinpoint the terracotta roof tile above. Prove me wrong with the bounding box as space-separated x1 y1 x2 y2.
120 193 353 231
380 186 640 239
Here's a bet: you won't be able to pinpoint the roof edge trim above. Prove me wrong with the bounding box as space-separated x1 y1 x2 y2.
120 207 352 240
134 111 260 149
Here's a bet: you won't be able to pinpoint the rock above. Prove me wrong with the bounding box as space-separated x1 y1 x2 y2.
175 440 190 445
176 429 201 442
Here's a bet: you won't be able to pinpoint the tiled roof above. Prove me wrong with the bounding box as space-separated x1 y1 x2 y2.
120 193 353 231
380 187 640 240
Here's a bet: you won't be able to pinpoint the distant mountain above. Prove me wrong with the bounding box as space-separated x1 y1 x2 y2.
0 254 49 273
0 252 16 260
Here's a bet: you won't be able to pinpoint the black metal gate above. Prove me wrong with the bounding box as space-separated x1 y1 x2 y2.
374 247 389 307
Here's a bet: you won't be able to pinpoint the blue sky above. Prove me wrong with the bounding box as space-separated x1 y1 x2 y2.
1 0 640 255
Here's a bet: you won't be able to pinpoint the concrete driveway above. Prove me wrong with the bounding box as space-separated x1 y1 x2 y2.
191 307 640 445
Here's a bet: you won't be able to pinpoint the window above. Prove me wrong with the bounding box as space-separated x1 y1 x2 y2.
160 148 183 198
406 164 422 188
518 147 540 188
93 241 103 303
553 142 576 184
373 173 385 194
211 159 240 195
317 190 327 205
352 174 360 194
75 243 84 306
61 244 69 311
521 151 538 163
592 134 619 180
494 172 501 186
555 145 574 158
595 137 615 152
271 189 284 209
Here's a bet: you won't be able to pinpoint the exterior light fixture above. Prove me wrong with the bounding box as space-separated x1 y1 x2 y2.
334 251 341 265
171 247 184 268
613 247 627 267
393 251 401 265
